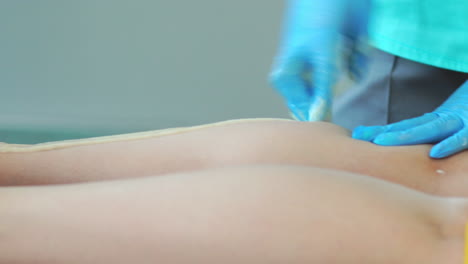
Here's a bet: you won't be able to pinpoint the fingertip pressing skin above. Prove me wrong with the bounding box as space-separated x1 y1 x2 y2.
351 125 385 141
373 132 416 146
429 130 468 159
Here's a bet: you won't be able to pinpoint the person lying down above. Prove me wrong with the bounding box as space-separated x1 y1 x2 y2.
1 118 466 196
0 118 466 263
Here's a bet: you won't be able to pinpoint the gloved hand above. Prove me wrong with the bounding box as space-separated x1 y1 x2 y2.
342 0 370 82
353 80 468 159
270 0 369 121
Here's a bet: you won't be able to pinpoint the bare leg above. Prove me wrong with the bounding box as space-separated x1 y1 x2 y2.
0 119 467 196
0 165 463 264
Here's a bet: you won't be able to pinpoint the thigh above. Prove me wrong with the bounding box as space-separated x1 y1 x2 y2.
0 119 447 196
2 165 445 264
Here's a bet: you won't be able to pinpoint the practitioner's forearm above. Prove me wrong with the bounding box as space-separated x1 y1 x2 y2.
0 166 454 264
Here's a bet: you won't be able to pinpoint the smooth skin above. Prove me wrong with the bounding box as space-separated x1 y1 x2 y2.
0 119 467 263
0 165 466 264
0 119 466 196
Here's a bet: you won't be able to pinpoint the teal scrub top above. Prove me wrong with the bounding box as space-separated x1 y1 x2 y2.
368 0 468 73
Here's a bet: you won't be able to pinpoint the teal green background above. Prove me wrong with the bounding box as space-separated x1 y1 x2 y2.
0 1 287 143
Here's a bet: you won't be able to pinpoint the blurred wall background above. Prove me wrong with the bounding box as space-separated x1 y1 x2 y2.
0 0 288 143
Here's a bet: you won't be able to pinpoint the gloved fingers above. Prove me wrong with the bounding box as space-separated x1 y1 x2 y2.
289 101 312 121
372 114 464 146
310 56 335 96
430 128 468 159
352 113 438 142
383 113 439 132
352 125 387 142
270 55 314 121
271 72 311 103
306 69 333 121
311 67 334 97
271 51 305 74
308 96 330 121
285 88 312 121
270 55 309 98
308 76 332 121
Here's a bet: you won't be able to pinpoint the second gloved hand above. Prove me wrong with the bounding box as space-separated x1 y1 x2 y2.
353 80 468 159
270 0 346 121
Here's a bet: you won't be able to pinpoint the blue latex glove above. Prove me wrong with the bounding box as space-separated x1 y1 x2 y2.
270 0 370 121
353 80 468 159
342 0 371 81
